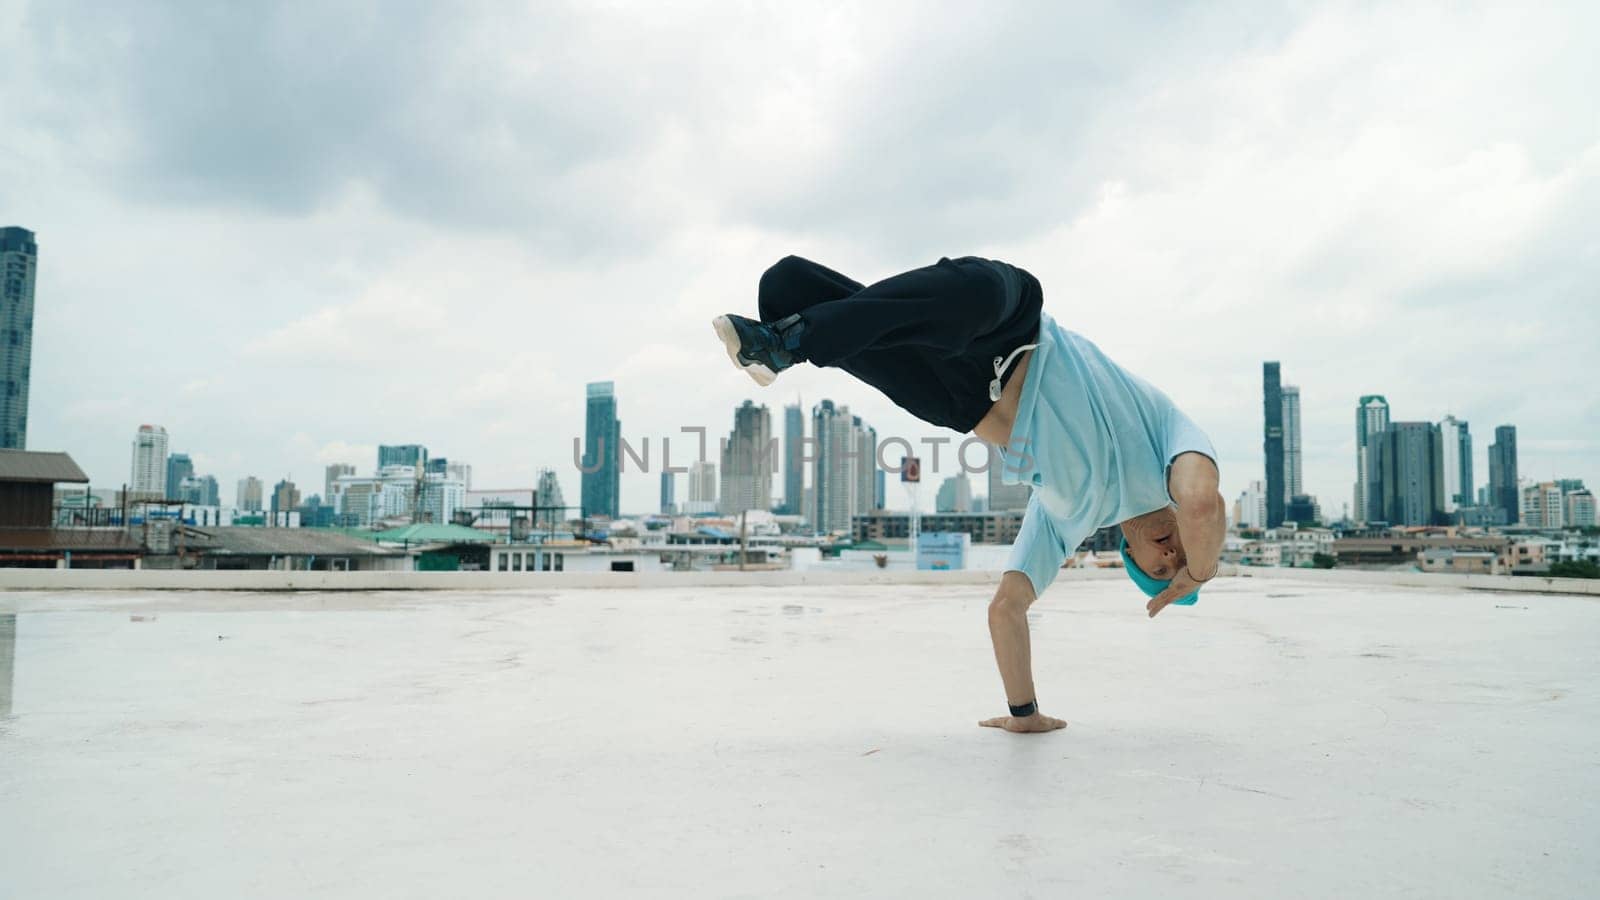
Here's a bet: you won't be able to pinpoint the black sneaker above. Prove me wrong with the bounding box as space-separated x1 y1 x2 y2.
711 313 805 386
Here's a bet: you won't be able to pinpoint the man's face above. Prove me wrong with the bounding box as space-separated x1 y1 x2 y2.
1122 507 1187 580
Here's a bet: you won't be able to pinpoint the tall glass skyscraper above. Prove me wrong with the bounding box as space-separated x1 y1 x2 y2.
1437 415 1473 513
166 453 195 501
1 227 37 450
1281 385 1302 497
1262 362 1285 527
1354 395 1390 523
783 402 804 516
1489 425 1519 525
581 381 621 518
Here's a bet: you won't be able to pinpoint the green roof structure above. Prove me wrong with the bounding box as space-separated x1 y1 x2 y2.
372 523 499 544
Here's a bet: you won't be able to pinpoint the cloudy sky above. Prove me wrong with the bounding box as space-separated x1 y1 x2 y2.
4 0 1597 515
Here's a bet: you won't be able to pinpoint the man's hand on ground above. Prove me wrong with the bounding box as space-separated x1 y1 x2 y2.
1147 568 1204 618
979 712 1067 733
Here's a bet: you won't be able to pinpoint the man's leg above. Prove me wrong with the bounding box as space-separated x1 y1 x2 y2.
790 256 1020 365
756 255 864 322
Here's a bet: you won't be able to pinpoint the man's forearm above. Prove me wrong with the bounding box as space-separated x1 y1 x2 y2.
988 572 1038 705
1176 492 1226 577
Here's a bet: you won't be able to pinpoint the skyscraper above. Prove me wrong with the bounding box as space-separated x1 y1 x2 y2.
271 479 301 518
1354 395 1390 523
812 400 863 534
1488 425 1519 525
1233 480 1266 530
719 400 774 515
1566 489 1596 528
853 416 877 517
659 471 675 515
1437 416 1473 513
1262 362 1285 527
686 460 717 514
1 227 37 450
378 444 427 469
783 402 804 515
195 474 220 507
581 381 621 518
236 476 264 512
986 444 1031 511
165 452 194 501
1376 422 1445 527
130 425 169 497
1281 385 1303 497
325 463 356 506
936 473 973 513
535 467 566 530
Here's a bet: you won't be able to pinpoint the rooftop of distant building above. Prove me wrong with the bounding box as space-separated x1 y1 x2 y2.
0 570 1594 898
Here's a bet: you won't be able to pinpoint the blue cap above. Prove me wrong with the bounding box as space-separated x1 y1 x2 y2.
1119 537 1200 606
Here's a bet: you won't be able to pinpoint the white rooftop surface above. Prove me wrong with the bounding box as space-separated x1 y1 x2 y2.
1 576 1595 898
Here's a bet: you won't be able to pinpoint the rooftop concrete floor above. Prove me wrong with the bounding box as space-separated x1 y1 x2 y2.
1 577 1595 898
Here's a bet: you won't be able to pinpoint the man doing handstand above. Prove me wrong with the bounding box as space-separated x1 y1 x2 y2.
712 255 1225 734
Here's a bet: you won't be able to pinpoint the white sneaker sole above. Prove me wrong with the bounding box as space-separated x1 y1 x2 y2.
712 316 777 387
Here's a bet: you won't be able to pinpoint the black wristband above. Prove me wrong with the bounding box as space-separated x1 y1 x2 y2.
1008 700 1037 718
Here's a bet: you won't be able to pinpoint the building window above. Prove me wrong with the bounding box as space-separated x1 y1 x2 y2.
512 552 523 572
497 553 509 571
554 553 564 572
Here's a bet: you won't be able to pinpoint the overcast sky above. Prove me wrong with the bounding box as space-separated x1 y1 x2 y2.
4 0 1597 516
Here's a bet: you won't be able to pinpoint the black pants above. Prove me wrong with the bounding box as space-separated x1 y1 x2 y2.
757 255 1043 432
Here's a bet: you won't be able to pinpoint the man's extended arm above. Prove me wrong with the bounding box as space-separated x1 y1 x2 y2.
981 571 1068 733
1148 451 1225 618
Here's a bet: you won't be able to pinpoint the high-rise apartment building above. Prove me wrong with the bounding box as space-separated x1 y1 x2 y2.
811 400 869 534
271 479 301 517
1565 489 1596 528
581 381 621 518
1376 422 1445 527
1354 395 1390 523
1233 479 1266 530
936 473 973 513
1520 482 1564 529
719 400 774 516
1262 363 1285 527
1281 385 1302 497
1488 425 1519 525
236 476 264 512
1437 416 1473 513
854 416 877 517
783 402 804 516
686 460 717 514
1 227 37 450
130 425 169 497
325 463 356 507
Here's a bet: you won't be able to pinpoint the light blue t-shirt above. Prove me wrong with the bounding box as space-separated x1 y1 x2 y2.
1001 311 1216 596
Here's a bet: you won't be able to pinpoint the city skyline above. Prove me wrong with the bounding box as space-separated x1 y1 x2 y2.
5 5 1597 516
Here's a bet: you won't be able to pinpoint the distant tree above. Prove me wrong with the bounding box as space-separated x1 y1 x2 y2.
1311 552 1337 569
1548 560 1600 579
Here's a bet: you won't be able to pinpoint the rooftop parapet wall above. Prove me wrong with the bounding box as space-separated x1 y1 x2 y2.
0 565 1596 596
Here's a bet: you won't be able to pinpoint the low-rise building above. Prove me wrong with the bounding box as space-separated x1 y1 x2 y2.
1418 548 1498 575
1 450 143 568
1240 541 1282 567
166 526 406 571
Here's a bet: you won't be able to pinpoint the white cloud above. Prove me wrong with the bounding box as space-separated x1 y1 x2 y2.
7 1 1598 515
